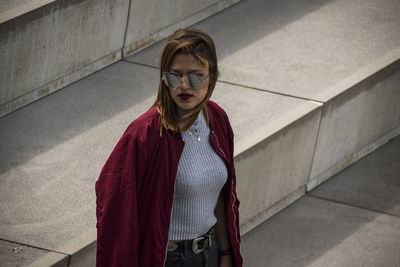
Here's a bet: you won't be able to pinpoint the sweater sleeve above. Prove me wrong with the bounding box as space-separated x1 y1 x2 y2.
95 134 140 267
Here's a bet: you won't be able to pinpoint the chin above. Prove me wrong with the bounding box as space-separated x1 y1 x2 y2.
177 104 195 111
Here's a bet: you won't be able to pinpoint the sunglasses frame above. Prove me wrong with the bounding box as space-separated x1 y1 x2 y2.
162 72 206 89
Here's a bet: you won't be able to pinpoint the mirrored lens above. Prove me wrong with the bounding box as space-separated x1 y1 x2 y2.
163 72 181 88
163 72 205 89
187 73 204 89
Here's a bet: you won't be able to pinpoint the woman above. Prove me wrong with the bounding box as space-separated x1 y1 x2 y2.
95 28 242 267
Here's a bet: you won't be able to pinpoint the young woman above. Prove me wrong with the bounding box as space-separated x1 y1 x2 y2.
95 28 242 267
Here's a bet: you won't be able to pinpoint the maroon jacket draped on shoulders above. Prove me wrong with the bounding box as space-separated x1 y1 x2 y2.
95 100 242 267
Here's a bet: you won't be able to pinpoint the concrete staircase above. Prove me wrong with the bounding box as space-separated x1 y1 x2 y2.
241 135 400 266
1 0 399 266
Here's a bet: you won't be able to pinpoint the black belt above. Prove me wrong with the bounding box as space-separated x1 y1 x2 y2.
167 227 215 254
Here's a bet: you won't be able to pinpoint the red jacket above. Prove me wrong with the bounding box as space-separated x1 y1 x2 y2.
95 100 242 266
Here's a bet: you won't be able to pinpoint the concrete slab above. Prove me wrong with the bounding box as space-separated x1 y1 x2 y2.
211 81 322 234
124 0 215 45
308 58 400 189
0 61 158 252
0 0 129 116
210 82 318 154
241 196 400 267
126 0 400 100
235 105 322 234
310 135 400 217
0 239 67 267
123 0 243 55
123 0 242 56
0 0 56 24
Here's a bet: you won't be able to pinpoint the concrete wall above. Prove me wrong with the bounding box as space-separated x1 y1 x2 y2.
123 0 240 56
236 106 322 234
0 0 129 116
0 0 241 117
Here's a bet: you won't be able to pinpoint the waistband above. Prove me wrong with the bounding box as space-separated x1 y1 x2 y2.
167 226 215 254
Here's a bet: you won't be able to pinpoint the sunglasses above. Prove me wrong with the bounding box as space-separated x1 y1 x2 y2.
162 72 205 89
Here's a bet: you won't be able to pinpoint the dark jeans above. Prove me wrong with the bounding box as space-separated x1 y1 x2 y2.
165 236 219 267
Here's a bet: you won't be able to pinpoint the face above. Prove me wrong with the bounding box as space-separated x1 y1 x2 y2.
167 53 209 112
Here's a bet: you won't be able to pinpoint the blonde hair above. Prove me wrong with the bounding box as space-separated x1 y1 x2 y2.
152 28 219 135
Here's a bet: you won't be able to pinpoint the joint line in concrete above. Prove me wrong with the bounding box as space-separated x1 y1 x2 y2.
218 80 324 103
122 0 133 52
0 238 69 256
121 60 160 70
307 195 400 219
306 105 325 192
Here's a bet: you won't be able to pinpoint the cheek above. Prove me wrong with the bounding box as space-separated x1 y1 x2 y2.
169 88 176 98
199 87 208 99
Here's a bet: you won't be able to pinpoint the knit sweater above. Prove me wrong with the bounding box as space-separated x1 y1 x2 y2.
168 110 228 240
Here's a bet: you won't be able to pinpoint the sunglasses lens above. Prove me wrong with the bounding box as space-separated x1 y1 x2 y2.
163 72 205 89
187 73 204 89
163 73 181 88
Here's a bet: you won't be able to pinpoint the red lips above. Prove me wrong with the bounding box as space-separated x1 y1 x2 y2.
178 93 193 100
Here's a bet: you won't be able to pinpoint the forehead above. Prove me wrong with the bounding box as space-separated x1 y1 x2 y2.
170 54 206 71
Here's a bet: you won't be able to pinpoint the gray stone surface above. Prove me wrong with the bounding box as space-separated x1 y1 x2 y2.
308 63 400 189
241 196 400 267
0 0 33 11
122 0 241 56
0 0 56 23
235 107 322 233
0 61 158 251
210 82 316 152
126 0 400 100
0 0 129 114
0 239 67 267
124 0 216 47
310 135 400 217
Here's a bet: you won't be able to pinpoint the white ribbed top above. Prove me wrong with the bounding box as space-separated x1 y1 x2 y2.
168 110 228 240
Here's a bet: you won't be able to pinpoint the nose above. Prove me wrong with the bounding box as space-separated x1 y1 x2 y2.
180 76 190 89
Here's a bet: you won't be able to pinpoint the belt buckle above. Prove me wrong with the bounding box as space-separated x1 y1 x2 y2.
192 237 206 254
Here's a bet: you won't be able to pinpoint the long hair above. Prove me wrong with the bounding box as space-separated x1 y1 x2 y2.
152 28 219 134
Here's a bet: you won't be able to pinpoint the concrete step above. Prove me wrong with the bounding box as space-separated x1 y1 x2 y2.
241 135 400 267
0 0 56 24
0 0 399 266
309 135 400 217
127 0 400 101
0 0 240 117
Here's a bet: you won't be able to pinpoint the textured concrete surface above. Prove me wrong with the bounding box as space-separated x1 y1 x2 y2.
211 82 317 153
0 0 129 115
0 239 67 267
0 0 56 23
123 0 241 56
308 60 400 189
0 62 157 252
241 136 400 266
0 0 33 11
310 135 400 217
235 107 322 233
241 196 400 267
124 0 216 48
127 0 400 100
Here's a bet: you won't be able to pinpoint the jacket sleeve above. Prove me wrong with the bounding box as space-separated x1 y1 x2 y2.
95 134 140 267
224 112 243 267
